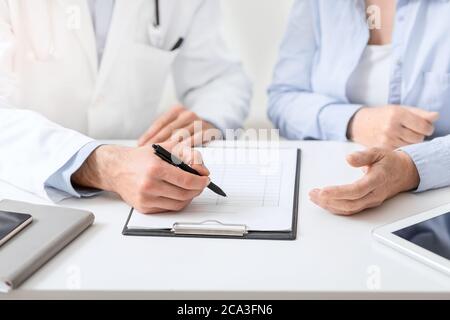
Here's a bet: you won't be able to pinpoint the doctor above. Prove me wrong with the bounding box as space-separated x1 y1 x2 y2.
0 0 251 213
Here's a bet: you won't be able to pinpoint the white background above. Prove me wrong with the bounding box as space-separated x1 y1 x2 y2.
160 0 295 129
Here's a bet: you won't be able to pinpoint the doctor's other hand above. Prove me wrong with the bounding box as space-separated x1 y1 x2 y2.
138 105 222 147
309 148 420 216
347 105 439 150
72 143 210 214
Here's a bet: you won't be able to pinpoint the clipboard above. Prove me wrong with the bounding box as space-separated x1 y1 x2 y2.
122 149 301 241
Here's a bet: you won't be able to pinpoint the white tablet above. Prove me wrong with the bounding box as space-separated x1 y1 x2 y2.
373 203 450 276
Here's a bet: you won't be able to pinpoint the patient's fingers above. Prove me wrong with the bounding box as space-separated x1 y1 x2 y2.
405 107 439 122
399 126 425 144
401 109 435 136
309 190 381 216
310 173 381 201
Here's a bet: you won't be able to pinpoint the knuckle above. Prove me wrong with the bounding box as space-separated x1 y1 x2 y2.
175 201 188 211
180 175 194 187
193 189 203 197
144 179 156 191
323 198 331 207
146 164 160 177
180 191 194 201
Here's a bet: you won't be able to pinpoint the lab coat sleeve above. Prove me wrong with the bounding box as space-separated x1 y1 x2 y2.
45 141 104 202
0 3 95 200
0 107 95 201
267 0 362 141
172 0 252 133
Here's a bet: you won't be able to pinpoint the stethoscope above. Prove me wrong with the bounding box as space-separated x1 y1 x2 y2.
154 0 160 28
24 0 165 62
148 0 165 48
148 0 183 50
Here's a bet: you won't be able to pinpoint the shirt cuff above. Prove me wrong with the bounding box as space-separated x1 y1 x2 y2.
45 141 104 201
318 103 363 141
400 142 441 193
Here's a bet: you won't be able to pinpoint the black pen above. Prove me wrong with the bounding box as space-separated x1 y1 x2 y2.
152 144 227 197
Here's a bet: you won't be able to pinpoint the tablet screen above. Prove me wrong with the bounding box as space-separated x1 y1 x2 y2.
394 212 450 260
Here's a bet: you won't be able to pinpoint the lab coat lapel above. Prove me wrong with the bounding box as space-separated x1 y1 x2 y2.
57 0 98 74
95 0 140 92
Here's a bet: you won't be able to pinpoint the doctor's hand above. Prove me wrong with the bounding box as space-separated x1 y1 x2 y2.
72 142 210 214
138 106 222 147
348 105 439 150
309 148 420 216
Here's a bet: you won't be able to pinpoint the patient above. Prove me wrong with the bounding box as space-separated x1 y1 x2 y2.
268 0 450 215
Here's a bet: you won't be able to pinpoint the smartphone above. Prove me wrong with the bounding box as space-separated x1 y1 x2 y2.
0 211 32 247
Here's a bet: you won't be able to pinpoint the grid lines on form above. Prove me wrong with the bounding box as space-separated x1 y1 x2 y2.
192 162 282 208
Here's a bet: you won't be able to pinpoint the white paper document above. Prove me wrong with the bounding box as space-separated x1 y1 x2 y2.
127 147 299 232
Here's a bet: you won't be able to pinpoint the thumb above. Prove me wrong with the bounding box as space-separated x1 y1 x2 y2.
405 107 439 122
346 148 384 168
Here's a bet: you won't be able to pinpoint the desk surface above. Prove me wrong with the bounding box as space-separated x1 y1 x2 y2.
2 141 450 299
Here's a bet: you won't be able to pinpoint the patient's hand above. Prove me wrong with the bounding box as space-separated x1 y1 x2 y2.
138 105 222 147
72 142 210 214
348 105 439 150
309 148 419 215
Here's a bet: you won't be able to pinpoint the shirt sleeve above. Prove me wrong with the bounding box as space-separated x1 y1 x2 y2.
267 0 362 141
400 135 450 192
45 141 104 202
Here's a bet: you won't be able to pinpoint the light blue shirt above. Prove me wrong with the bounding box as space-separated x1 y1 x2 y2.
45 0 115 199
87 0 115 63
268 0 450 192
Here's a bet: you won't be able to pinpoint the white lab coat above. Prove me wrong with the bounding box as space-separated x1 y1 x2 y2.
0 0 251 199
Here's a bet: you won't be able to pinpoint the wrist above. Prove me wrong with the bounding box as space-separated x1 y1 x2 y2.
396 151 420 192
347 107 367 141
72 145 130 192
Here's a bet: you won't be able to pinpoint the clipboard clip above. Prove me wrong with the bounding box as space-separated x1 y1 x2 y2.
172 220 248 237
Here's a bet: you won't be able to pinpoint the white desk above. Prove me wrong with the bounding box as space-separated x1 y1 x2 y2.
1 141 450 299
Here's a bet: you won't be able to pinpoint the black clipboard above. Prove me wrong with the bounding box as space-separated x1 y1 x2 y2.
122 149 301 241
